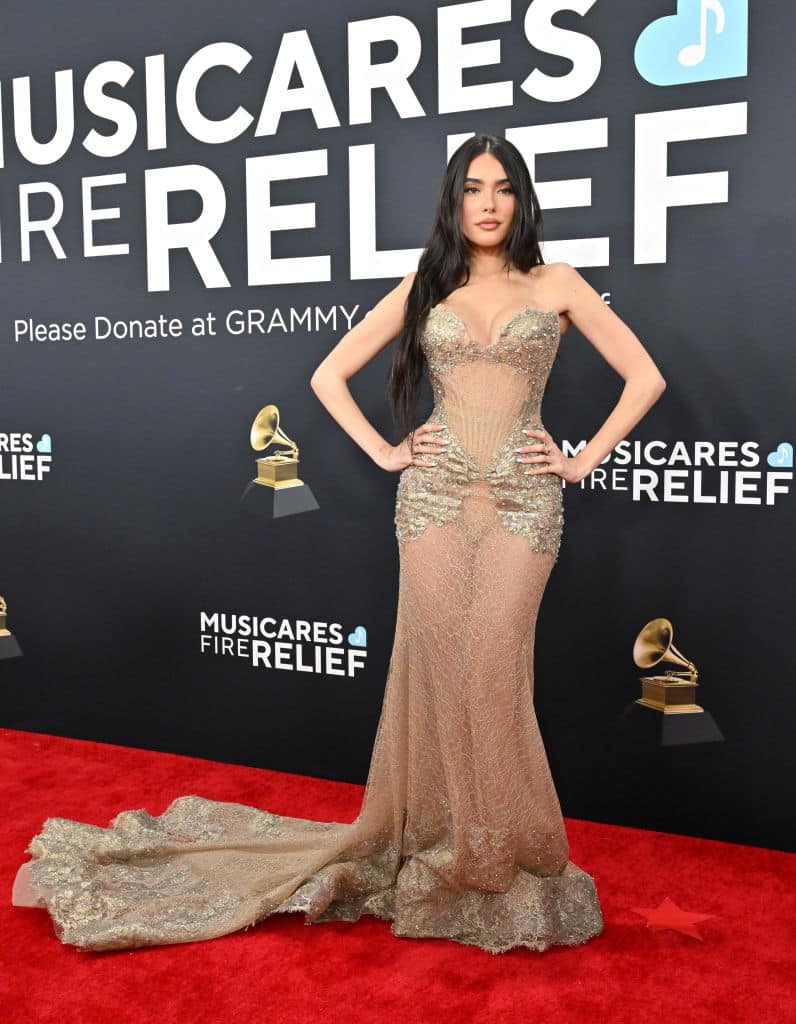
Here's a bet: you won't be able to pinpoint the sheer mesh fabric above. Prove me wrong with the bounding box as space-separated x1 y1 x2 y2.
10 304 604 954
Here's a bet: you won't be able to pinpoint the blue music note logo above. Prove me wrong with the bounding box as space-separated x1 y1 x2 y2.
679 0 725 67
635 0 748 86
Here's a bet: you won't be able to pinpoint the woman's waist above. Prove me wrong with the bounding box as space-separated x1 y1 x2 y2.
431 397 544 430
429 400 545 473
411 421 556 486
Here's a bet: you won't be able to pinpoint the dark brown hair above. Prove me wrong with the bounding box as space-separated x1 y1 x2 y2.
386 133 546 443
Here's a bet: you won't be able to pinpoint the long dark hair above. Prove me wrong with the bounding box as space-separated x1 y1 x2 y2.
386 133 546 444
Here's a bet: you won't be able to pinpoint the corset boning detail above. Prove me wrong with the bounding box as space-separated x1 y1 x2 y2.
431 372 545 478
394 305 564 557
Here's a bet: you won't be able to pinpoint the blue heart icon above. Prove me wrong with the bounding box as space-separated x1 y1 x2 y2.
766 443 793 469
635 0 748 86
36 433 52 454
347 626 367 647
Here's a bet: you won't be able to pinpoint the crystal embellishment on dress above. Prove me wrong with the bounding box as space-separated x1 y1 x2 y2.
395 302 564 558
11 291 604 956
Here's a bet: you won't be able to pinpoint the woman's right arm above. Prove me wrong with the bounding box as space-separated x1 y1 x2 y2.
310 271 416 471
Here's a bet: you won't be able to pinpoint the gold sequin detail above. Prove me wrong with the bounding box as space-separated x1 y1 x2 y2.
15 794 603 953
12 301 605 956
395 304 564 559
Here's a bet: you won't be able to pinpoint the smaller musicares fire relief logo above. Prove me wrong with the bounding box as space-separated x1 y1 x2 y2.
199 611 369 676
0 432 53 482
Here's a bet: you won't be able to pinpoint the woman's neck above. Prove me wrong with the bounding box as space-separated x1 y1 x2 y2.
462 257 514 286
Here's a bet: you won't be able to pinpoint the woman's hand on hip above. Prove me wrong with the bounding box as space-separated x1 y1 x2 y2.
378 423 449 472
516 428 584 483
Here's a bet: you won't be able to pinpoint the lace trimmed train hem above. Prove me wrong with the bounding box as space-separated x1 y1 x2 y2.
280 854 604 956
12 797 604 955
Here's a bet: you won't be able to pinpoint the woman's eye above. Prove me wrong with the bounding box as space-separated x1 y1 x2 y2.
464 186 514 194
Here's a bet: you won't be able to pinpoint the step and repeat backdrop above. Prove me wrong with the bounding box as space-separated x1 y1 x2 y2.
1 0 792 851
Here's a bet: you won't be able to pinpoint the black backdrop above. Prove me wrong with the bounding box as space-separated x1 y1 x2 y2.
1 0 793 851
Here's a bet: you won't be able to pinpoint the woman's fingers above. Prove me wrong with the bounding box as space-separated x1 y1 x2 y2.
405 422 450 465
415 423 448 458
515 427 558 473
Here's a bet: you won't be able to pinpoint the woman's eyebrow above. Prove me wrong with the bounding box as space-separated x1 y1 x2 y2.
463 176 511 184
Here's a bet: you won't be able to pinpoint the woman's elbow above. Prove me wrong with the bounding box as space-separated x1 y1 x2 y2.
310 367 328 393
642 365 666 395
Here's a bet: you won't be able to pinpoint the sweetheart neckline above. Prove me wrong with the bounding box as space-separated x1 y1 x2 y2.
429 302 561 349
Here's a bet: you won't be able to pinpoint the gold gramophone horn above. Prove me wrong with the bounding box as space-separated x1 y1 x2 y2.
633 617 698 683
246 403 309 493
250 404 298 459
0 595 9 637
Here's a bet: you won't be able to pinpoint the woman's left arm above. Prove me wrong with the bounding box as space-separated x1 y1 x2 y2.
548 261 666 483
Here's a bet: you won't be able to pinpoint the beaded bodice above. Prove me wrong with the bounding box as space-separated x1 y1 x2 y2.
394 302 564 557
422 303 561 398
420 301 561 473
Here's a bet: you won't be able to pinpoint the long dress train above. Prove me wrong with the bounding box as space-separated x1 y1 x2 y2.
10 301 604 954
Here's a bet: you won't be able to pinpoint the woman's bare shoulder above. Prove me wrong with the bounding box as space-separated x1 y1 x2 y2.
531 261 573 283
526 262 574 333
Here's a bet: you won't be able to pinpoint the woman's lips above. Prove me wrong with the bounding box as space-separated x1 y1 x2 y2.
477 221 499 230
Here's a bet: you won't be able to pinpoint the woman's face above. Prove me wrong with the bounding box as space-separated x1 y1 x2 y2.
460 152 516 248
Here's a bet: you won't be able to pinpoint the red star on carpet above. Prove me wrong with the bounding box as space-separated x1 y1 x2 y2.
630 896 715 939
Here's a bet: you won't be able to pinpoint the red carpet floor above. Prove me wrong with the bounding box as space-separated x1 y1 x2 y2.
2 727 793 1024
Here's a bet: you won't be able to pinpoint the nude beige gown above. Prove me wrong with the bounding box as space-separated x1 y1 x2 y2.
11 302 604 954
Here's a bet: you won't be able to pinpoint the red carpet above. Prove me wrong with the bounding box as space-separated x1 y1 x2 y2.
2 727 793 1023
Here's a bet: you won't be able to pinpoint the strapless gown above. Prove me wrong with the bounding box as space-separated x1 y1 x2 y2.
10 302 604 954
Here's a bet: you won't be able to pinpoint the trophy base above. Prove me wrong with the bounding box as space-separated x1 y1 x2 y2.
0 633 23 659
240 478 320 518
621 699 724 746
634 698 704 714
636 674 702 713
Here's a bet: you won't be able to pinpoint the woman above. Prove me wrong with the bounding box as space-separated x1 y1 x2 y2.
11 134 665 954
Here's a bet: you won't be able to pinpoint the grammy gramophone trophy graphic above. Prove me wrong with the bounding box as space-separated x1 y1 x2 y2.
0 595 23 660
627 617 723 745
240 403 320 517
